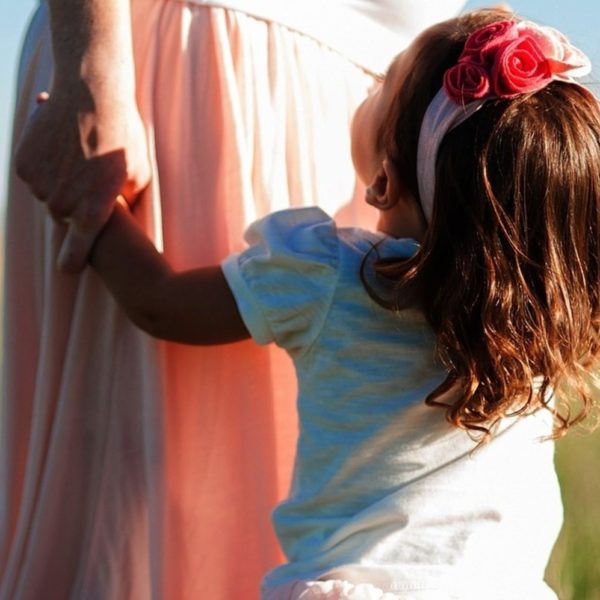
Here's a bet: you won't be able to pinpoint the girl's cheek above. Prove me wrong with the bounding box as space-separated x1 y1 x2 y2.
351 101 375 184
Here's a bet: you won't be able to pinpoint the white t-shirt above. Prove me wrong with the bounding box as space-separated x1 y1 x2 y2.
222 208 562 599
179 1 467 74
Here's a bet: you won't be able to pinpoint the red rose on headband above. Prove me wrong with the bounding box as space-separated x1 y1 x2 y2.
492 36 552 97
443 19 590 103
461 20 519 64
444 62 490 102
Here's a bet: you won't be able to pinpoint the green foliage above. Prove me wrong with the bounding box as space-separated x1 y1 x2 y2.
546 429 600 599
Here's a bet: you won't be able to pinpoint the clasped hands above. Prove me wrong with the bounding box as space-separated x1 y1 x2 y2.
15 85 151 272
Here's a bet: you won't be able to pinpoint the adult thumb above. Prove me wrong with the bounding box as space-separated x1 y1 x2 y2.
57 223 105 273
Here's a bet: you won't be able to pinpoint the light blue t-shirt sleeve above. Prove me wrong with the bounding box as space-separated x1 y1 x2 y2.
221 207 339 353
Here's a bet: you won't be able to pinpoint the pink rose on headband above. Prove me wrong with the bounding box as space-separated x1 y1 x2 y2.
519 23 592 79
444 19 591 103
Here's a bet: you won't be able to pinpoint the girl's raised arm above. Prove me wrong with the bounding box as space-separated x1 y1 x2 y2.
90 205 250 345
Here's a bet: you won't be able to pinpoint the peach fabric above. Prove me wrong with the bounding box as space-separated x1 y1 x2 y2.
1 2 376 599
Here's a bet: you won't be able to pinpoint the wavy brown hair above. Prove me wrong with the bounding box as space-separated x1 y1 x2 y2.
370 9 600 439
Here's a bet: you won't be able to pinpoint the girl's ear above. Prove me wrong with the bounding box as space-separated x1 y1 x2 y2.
365 158 404 210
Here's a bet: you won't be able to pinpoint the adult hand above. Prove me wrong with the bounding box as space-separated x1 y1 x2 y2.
15 84 151 272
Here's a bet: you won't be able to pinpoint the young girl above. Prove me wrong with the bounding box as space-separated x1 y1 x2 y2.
83 9 599 600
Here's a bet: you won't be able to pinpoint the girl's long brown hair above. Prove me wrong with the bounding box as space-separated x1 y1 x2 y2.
371 9 600 439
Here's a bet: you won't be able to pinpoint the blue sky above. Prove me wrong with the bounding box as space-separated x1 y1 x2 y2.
1 0 599 202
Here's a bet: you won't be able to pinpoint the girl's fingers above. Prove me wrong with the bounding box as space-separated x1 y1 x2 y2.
36 91 50 104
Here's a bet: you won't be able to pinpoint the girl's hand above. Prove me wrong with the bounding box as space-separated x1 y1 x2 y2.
15 85 151 272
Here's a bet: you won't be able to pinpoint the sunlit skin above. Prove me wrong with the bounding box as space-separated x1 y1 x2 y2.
351 42 427 241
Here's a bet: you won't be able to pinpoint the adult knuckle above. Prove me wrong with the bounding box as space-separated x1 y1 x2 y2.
47 197 71 219
23 176 50 201
48 207 67 223
31 185 49 202
72 202 102 231
15 160 28 182
97 193 115 215
15 154 34 183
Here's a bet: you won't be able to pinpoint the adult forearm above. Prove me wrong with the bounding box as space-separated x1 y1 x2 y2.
48 0 136 99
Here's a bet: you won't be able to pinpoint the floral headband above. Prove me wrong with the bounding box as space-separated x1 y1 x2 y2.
416 19 592 223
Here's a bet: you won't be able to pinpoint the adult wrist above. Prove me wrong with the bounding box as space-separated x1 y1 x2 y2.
52 50 137 102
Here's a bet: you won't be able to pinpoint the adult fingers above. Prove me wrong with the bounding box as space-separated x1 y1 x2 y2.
46 150 124 223
56 190 117 272
15 101 65 200
45 172 87 221
15 137 52 196
46 187 81 222
57 221 107 273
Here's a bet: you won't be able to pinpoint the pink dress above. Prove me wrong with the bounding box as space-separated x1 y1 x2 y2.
0 1 464 598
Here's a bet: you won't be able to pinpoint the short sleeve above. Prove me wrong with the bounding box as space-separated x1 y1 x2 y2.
221 208 340 353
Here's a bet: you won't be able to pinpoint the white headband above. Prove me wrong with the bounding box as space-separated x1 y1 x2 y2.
415 19 591 223
416 91 484 222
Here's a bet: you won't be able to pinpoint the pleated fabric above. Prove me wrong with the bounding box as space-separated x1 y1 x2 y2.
1 2 377 599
